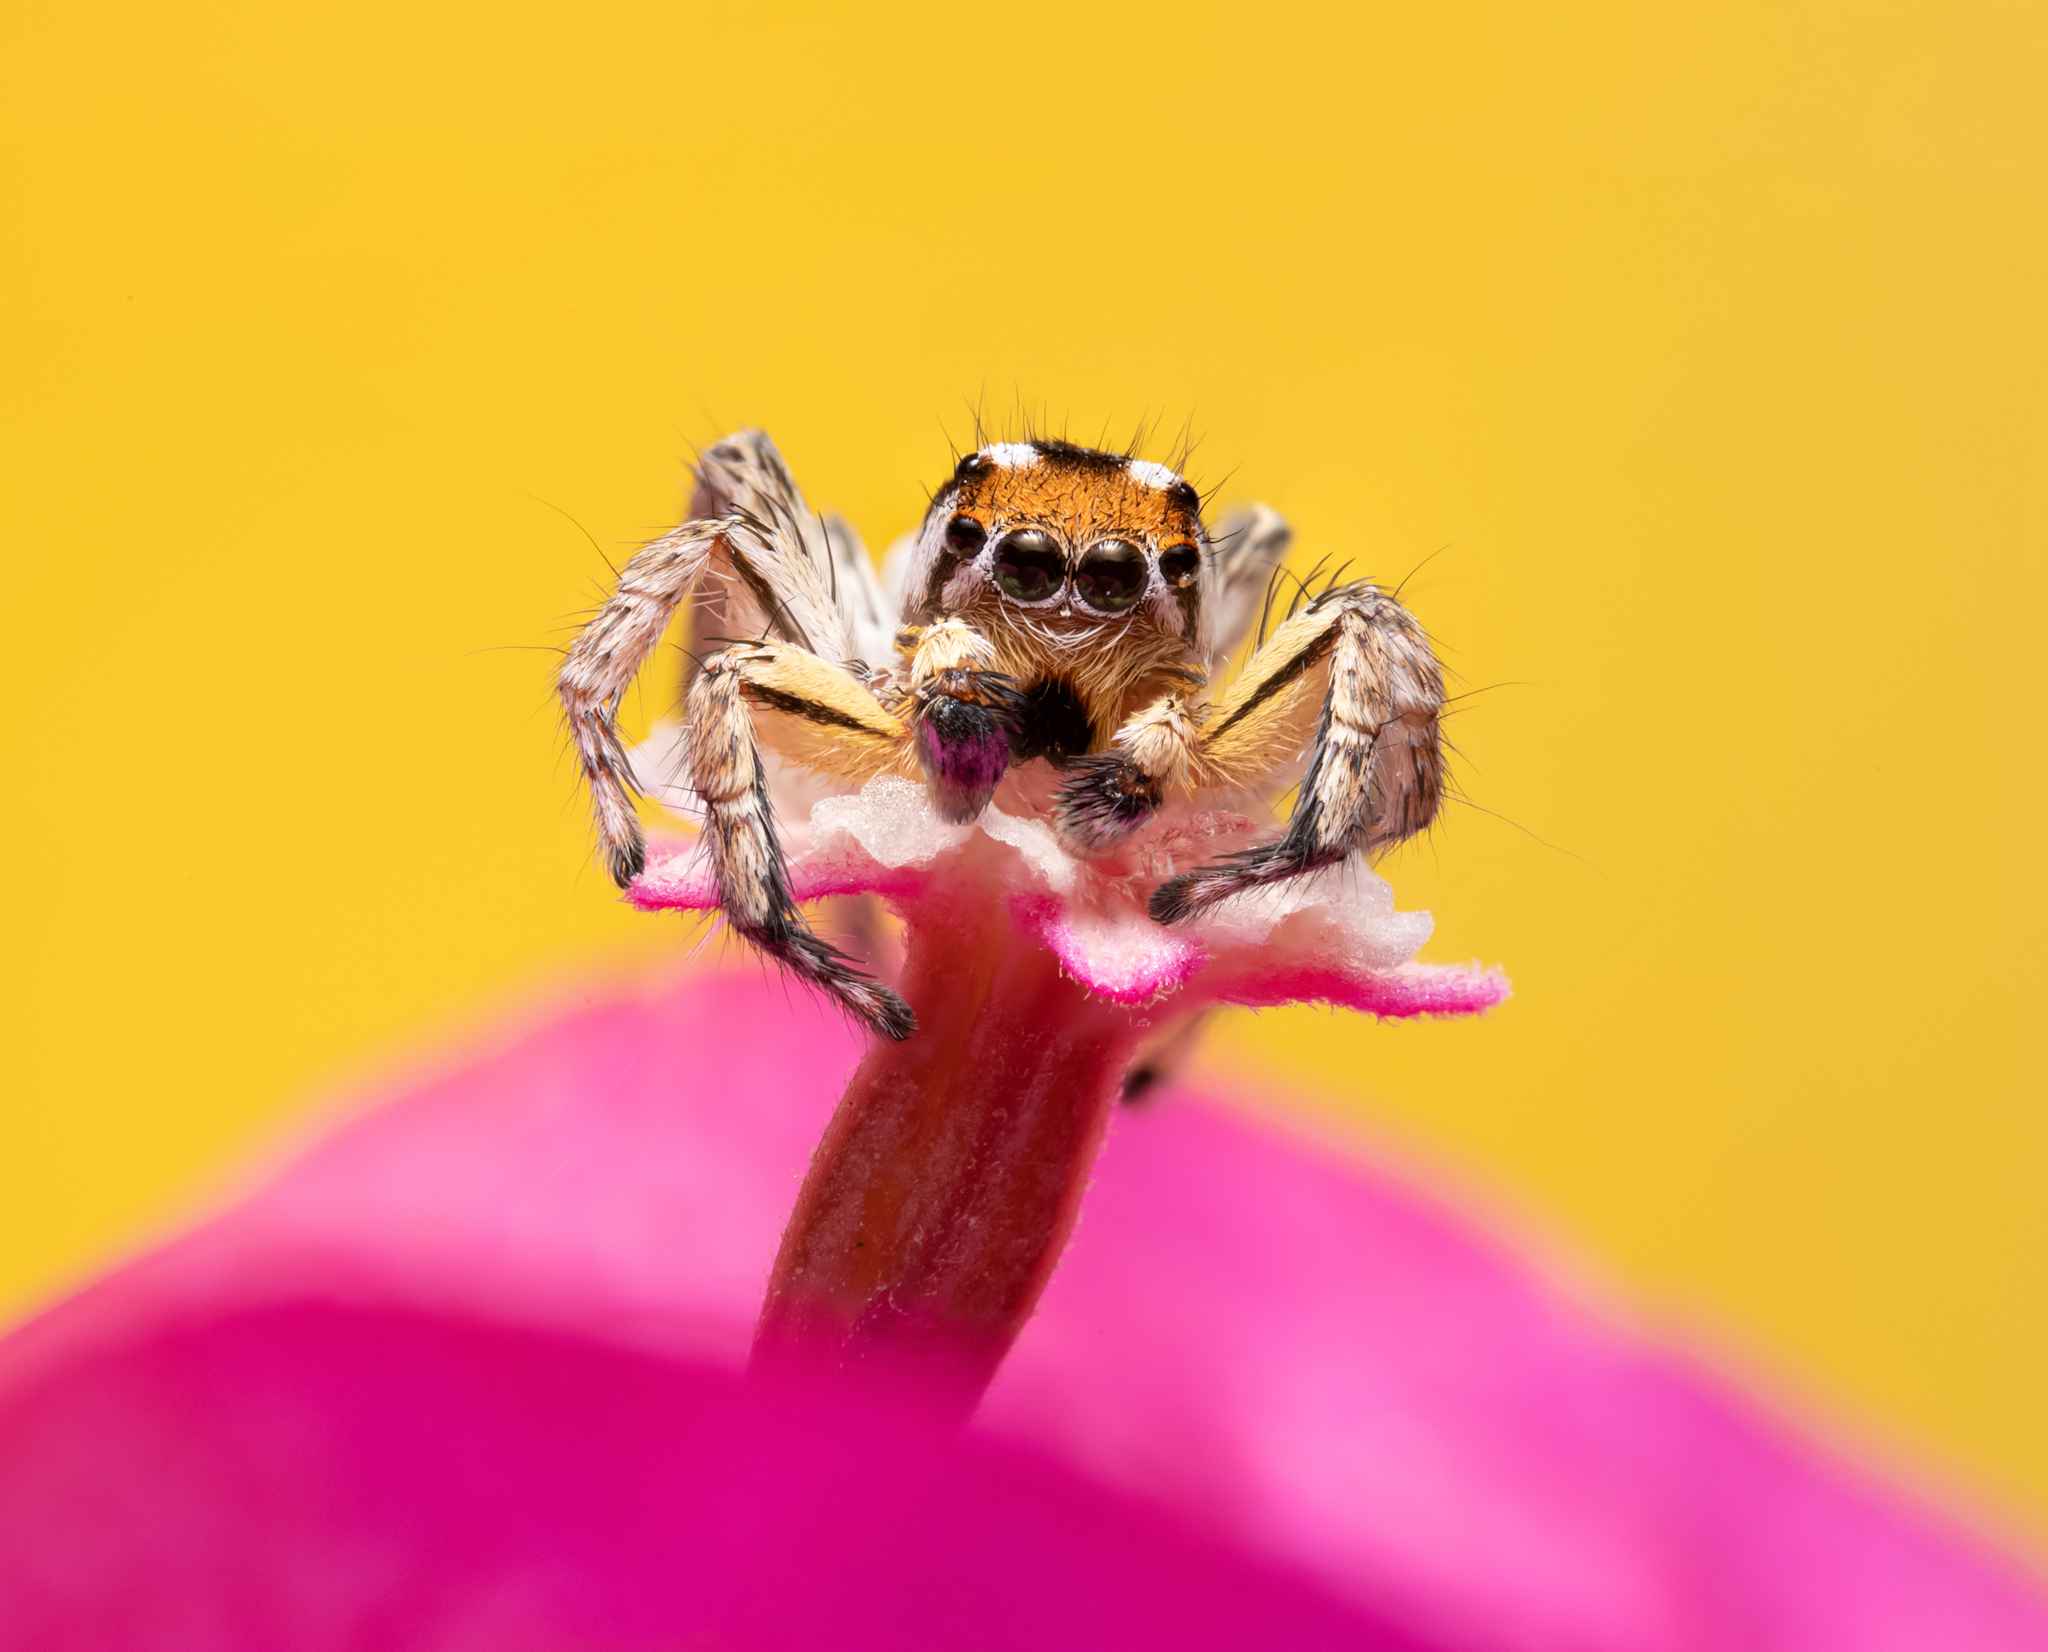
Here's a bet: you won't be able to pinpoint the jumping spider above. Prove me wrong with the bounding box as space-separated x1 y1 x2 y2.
558 431 1445 1041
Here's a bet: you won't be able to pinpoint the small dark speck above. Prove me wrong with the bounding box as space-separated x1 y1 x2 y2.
1121 1064 1161 1105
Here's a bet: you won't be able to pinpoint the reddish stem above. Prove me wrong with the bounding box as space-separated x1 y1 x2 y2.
753 898 1143 1415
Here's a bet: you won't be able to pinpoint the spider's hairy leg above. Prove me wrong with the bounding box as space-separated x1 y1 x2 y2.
1205 503 1295 657
556 518 725 886
557 487 851 889
687 642 916 1040
902 618 1021 824
1054 692 1202 852
1149 583 1445 924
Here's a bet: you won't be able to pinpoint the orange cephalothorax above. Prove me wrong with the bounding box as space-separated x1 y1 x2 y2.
949 441 1203 548
900 441 1208 643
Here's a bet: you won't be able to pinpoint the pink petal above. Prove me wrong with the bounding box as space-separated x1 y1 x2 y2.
4 971 2039 1650
621 779 1507 1021
1216 959 1512 1019
0 1305 1393 1649
1013 893 1205 1004
628 836 931 910
631 850 1505 1022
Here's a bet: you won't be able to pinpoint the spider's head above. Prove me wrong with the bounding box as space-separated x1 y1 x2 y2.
905 441 1209 646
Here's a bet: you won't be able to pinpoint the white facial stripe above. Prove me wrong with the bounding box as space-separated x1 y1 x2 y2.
980 442 1039 469
1126 458 1181 490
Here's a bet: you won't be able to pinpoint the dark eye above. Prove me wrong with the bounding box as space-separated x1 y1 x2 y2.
991 529 1065 602
1075 538 1147 613
944 514 987 557
1159 544 1200 589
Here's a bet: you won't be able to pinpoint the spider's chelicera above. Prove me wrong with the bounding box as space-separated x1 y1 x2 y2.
558 432 1446 1041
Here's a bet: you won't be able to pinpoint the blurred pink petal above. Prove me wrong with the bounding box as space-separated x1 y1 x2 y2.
1 971 2041 1649
0 1306 1395 1649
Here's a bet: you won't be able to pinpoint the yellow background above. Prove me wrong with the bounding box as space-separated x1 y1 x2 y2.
5 0 2043 1546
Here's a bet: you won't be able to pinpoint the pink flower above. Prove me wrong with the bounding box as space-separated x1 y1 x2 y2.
626 762 1508 1022
2 970 2041 1649
623 764 1506 1399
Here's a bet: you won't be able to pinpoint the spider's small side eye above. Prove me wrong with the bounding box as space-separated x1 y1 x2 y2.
992 528 1065 603
1075 539 1147 613
1159 544 1201 589
945 514 987 557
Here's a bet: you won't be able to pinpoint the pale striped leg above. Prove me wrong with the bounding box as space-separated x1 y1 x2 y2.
1053 583 1444 922
558 519 722 886
685 641 917 1039
557 509 833 889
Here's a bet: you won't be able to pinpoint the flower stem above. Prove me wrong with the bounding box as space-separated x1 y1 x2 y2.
753 898 1144 1416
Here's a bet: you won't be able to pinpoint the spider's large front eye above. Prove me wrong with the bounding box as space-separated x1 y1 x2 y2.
992 529 1064 602
1075 538 1147 613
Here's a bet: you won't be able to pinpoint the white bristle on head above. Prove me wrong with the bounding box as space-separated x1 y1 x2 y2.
981 442 1040 469
1126 458 1180 490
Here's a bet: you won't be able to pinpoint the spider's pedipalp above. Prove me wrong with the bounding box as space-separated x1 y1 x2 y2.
1052 693 1197 852
901 618 1021 823
1054 751 1166 851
